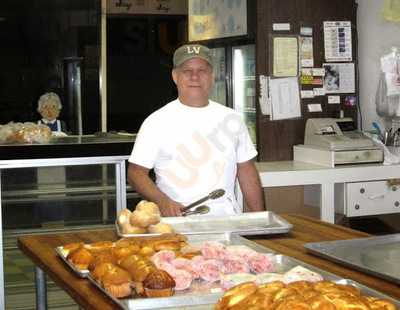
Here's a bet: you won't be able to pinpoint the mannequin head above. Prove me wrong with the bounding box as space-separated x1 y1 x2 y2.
37 92 62 121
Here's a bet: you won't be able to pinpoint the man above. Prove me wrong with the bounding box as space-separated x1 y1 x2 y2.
128 43 264 217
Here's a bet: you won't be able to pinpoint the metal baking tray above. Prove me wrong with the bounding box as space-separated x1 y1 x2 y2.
55 246 90 278
116 211 292 238
87 233 400 309
304 233 400 284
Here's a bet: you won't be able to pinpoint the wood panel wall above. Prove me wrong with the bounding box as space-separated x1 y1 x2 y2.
255 0 358 161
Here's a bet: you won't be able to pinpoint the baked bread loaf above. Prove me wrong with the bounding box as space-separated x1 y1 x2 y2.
143 269 176 297
215 280 398 310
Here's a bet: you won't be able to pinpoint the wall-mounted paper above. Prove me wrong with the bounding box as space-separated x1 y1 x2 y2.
308 103 322 112
269 77 301 120
259 75 271 115
323 21 352 62
323 63 355 94
300 37 314 67
328 95 341 104
273 37 298 77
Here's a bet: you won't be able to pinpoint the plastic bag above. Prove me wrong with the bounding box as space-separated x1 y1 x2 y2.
382 0 400 23
0 122 52 144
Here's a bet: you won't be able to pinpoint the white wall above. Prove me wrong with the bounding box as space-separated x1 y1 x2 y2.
357 0 400 131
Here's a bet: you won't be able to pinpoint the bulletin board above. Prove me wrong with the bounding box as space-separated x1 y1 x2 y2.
255 0 358 161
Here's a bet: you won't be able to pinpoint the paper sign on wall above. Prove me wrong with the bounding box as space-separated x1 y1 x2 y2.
323 21 352 62
269 77 301 120
323 63 355 94
300 37 314 67
273 37 298 77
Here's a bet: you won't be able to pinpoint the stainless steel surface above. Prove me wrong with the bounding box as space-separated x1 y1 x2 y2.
182 205 210 216
181 189 225 213
80 234 400 309
55 247 90 278
116 211 293 238
35 267 48 310
304 234 400 284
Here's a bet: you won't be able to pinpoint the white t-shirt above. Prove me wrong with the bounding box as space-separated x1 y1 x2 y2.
129 99 257 215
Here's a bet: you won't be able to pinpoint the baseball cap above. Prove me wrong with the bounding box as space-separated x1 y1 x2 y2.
173 44 213 68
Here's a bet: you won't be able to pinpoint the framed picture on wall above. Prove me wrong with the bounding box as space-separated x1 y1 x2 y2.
188 0 247 41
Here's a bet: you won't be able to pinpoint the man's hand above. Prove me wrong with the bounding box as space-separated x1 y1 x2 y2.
158 198 184 217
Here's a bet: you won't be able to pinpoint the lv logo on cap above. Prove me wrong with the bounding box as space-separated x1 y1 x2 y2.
187 46 201 54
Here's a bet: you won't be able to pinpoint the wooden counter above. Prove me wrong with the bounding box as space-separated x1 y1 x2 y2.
17 214 400 309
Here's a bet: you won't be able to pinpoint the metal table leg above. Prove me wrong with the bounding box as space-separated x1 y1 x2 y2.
35 267 48 310
115 160 127 213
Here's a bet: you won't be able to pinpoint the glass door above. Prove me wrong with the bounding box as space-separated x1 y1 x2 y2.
232 44 256 144
209 47 227 106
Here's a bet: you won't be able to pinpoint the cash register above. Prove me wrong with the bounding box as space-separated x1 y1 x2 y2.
293 118 383 167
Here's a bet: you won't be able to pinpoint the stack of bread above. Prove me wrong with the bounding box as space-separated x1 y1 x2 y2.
62 234 188 299
117 200 174 235
215 280 397 310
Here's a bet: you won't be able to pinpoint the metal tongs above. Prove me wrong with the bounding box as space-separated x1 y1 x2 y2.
181 189 225 216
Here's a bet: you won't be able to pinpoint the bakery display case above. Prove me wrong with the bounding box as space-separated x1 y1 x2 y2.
0 132 136 308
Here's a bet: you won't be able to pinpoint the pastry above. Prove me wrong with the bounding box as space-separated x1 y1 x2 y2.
139 246 155 257
143 269 176 298
216 282 258 310
85 241 114 253
152 240 181 252
88 251 117 271
215 281 398 310
148 222 174 234
101 265 132 298
112 244 141 260
60 242 84 256
67 247 94 270
91 262 117 283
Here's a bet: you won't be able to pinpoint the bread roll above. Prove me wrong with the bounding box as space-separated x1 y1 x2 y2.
120 222 147 234
148 223 174 234
130 209 159 228
117 208 132 226
136 200 160 214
